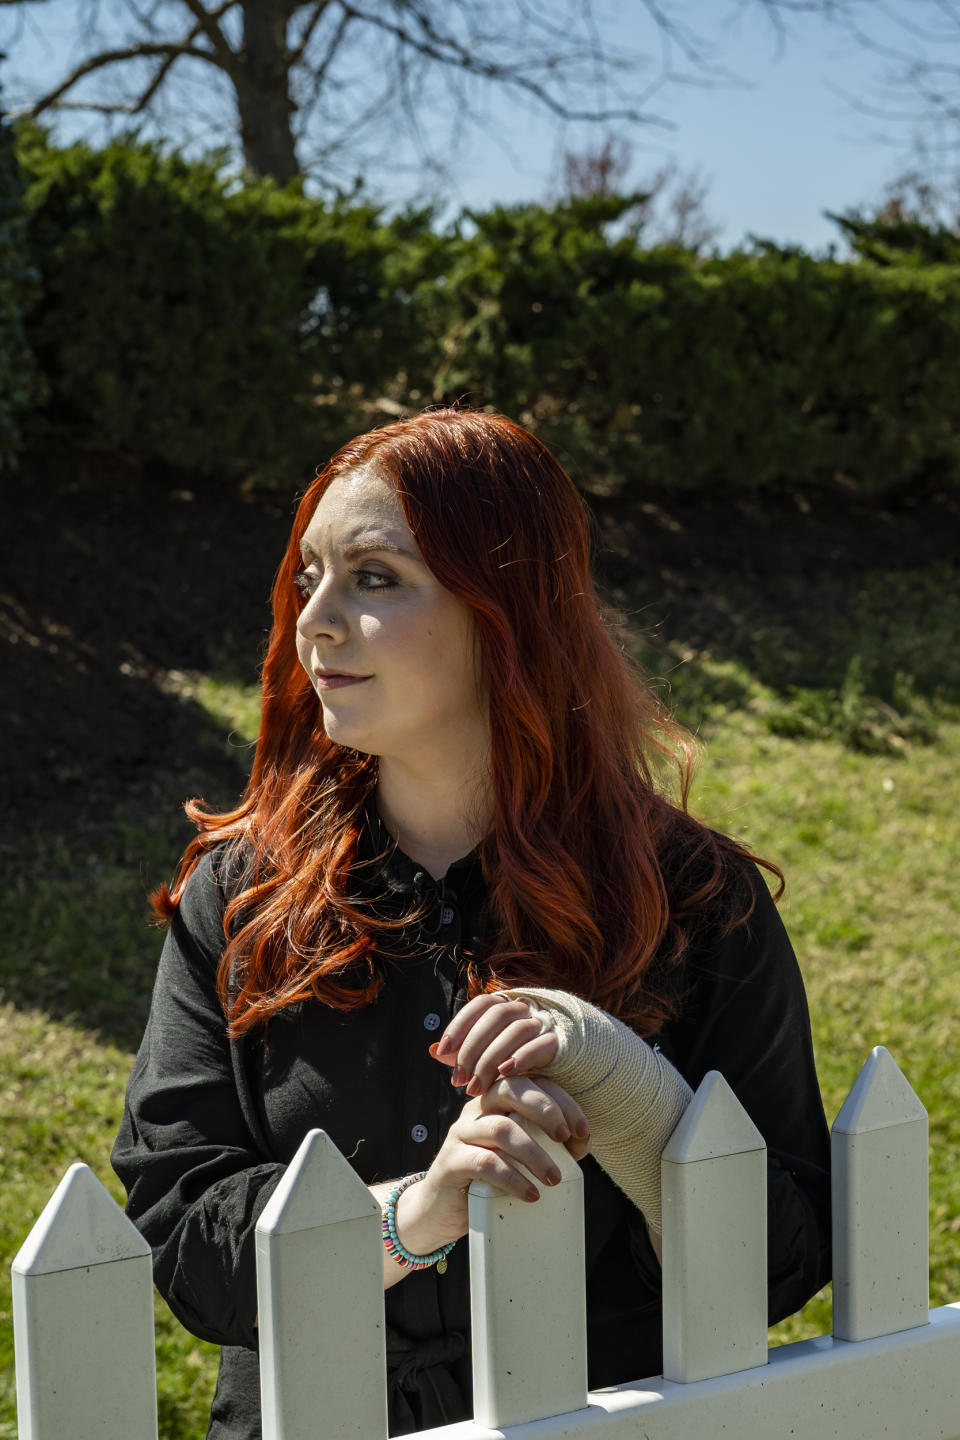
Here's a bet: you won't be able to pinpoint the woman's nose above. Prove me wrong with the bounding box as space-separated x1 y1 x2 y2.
296 580 345 642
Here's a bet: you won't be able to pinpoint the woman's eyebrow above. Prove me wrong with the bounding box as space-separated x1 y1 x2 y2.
300 537 418 562
343 539 416 561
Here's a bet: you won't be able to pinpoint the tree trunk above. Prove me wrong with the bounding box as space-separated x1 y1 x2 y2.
237 0 300 183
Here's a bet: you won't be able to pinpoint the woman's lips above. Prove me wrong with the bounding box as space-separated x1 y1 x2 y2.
313 670 372 691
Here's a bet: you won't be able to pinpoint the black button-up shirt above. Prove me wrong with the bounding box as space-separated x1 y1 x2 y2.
112 830 831 1439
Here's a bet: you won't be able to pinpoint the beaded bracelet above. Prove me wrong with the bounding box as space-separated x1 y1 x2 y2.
381 1172 457 1274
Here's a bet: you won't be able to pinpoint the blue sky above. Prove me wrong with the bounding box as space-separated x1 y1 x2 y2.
2 2 949 254
442 4 935 255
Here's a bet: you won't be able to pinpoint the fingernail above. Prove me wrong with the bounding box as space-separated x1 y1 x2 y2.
555 1124 571 1143
451 1065 465 1086
435 1036 454 1058
428 1042 440 1058
465 1076 481 1097
575 1120 590 1139
546 1168 562 1186
526 1187 539 1203
497 1058 516 1076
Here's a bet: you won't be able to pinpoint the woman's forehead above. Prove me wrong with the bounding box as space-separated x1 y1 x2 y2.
301 466 417 558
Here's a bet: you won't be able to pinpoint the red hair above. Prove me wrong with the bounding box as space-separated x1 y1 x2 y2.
154 409 780 1036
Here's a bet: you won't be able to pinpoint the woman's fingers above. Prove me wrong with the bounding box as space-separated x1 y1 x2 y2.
462 1019 555 1094
433 991 511 1063
456 1148 543 1205
426 1098 564 1205
432 993 557 1093
441 997 535 1080
455 1007 539 1084
431 996 544 1082
534 1077 591 1143
456 1109 563 1193
495 1032 559 1083
480 1076 569 1142
480 1075 590 1152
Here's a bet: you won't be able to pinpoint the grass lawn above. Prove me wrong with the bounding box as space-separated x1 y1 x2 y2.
1 671 958 1435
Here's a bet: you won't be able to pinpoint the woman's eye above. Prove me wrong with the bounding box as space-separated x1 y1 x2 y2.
354 569 396 591
294 566 396 600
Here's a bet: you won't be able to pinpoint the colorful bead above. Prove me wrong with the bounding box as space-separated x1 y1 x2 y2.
381 1172 457 1272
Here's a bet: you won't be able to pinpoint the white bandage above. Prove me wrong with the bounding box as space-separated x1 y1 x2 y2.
526 1002 556 1037
502 986 692 1233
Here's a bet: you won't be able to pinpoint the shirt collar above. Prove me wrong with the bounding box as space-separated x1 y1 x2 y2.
358 799 487 902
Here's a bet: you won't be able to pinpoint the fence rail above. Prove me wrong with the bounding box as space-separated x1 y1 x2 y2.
12 1046 960 1440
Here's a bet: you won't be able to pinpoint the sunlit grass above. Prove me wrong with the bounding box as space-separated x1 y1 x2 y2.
194 673 262 748
0 1003 221 1438
690 712 960 1343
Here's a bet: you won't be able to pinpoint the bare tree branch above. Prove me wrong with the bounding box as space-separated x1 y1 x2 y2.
337 1 672 126
14 0 958 200
178 0 239 71
26 39 222 115
288 0 335 65
132 0 240 107
133 38 198 108
293 7 353 118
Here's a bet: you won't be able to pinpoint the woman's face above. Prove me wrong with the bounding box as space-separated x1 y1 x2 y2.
295 467 488 768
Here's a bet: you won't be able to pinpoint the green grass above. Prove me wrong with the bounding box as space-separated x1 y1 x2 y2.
193 673 263 755
689 710 960 1344
0 824 223 1439
634 558 960 756
2 673 959 1433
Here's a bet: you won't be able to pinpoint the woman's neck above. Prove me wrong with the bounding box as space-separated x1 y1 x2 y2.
376 756 492 881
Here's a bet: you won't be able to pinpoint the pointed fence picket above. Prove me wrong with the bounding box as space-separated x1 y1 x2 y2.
468 1123 587 1428
255 1128 388 1440
831 1044 930 1341
11 1047 960 1440
11 1163 158 1440
660 1070 768 1383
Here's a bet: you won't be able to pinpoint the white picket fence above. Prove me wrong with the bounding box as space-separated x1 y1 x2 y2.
12 1045 960 1440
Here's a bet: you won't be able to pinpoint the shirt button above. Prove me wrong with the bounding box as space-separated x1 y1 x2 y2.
411 1123 428 1143
440 905 455 926
424 1012 441 1031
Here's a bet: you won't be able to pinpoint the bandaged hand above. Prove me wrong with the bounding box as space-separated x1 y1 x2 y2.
433 987 692 1234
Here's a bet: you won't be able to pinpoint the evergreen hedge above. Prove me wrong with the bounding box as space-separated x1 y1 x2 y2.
16 133 960 497
427 200 960 496
17 128 440 481
0 98 37 469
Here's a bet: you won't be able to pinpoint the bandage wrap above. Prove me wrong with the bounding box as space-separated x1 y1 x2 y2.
502 987 692 1233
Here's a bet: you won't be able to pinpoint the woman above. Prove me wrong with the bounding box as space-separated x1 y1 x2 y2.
112 408 831 1440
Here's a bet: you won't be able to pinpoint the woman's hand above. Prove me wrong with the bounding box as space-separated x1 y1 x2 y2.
389 1076 591 1270
430 992 559 1095
480 1074 591 1163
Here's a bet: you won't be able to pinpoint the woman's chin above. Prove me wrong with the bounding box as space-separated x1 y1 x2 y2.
319 705 374 754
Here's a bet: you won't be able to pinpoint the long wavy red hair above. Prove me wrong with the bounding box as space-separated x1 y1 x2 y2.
154 408 780 1036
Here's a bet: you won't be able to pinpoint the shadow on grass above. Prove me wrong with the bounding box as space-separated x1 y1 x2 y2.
591 487 960 748
0 445 289 861
0 803 230 1053
0 642 260 1047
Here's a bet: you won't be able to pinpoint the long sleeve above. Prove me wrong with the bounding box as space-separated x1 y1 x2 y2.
499 985 692 1232
111 849 284 1350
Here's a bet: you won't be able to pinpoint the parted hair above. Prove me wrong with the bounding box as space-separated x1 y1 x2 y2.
153 408 780 1036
